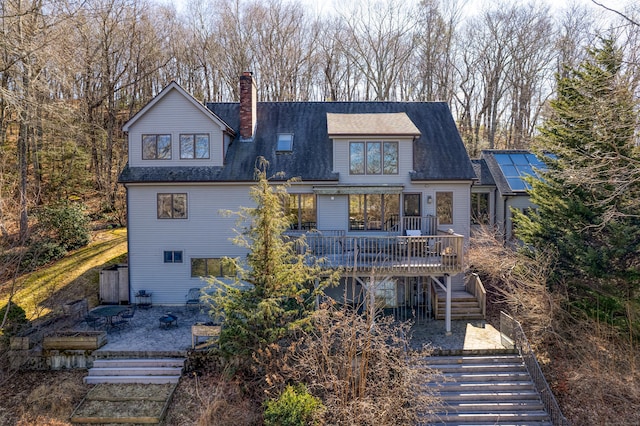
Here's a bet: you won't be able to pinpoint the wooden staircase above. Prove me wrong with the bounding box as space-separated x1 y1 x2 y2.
419 353 552 425
433 289 484 321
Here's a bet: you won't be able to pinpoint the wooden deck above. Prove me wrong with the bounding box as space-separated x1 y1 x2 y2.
293 233 465 276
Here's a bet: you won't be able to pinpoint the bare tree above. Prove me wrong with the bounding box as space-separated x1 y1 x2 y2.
316 17 363 101
251 0 318 101
1 0 52 240
337 0 419 101
503 3 555 148
213 0 256 101
71 0 173 208
407 0 465 103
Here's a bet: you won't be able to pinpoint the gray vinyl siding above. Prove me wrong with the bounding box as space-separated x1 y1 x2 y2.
317 194 347 230
127 89 226 168
126 183 254 305
333 137 414 185
126 180 470 303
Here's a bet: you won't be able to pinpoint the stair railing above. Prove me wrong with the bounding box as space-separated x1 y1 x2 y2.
500 311 570 426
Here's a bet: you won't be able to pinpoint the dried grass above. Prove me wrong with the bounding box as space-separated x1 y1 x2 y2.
16 415 71 426
469 226 640 424
256 303 441 425
164 372 262 426
25 376 86 418
87 383 173 401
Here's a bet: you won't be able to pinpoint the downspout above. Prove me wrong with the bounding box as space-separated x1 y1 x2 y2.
503 195 510 244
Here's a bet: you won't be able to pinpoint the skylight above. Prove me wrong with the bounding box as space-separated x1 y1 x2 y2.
277 133 293 152
493 153 546 191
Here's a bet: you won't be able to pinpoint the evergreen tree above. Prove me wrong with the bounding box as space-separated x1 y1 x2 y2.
206 158 338 364
515 37 640 311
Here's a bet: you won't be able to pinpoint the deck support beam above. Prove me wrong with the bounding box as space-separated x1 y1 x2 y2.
445 273 451 335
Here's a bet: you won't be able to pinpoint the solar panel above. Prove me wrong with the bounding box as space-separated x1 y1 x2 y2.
493 153 546 192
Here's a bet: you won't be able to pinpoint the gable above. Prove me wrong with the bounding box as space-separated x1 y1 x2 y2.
123 83 231 133
122 82 234 169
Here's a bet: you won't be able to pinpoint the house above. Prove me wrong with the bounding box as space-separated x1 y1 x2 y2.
471 150 546 241
119 73 482 333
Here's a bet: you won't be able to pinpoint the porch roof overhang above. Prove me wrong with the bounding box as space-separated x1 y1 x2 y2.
313 184 404 195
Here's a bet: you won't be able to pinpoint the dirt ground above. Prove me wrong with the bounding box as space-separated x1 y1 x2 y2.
0 369 212 426
0 366 267 426
0 370 89 426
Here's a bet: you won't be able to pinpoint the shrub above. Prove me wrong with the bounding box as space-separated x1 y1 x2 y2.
0 302 29 337
257 304 440 426
20 240 67 272
263 384 324 426
36 201 90 251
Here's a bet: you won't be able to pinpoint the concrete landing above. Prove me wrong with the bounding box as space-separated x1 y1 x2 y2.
410 320 512 355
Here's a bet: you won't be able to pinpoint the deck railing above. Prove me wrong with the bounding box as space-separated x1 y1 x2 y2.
289 232 464 275
401 215 438 235
500 311 570 426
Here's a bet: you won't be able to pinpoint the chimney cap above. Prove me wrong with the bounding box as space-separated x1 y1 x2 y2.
242 71 253 77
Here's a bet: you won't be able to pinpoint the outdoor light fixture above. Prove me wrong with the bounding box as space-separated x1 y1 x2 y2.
427 195 433 204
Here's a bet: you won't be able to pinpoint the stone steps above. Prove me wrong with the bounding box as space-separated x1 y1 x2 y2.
419 353 552 425
84 357 185 384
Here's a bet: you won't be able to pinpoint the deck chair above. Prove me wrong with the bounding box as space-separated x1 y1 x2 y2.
186 287 202 311
119 306 136 325
84 314 105 330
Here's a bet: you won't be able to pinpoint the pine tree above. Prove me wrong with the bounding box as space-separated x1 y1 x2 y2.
515 37 640 311
205 158 338 364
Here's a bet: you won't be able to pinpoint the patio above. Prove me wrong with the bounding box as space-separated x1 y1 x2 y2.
71 305 506 355
73 306 211 355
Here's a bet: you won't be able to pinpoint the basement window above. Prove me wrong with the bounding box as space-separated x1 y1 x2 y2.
276 133 293 152
164 250 183 263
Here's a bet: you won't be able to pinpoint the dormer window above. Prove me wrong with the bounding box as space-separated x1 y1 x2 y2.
349 141 398 175
277 133 293 152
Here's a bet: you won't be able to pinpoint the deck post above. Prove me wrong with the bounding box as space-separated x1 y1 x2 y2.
445 273 452 335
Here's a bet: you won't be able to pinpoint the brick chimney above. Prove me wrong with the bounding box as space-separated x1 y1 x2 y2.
239 71 257 140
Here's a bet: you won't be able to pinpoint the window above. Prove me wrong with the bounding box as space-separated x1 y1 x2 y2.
436 192 453 225
191 258 236 277
277 133 293 152
157 193 187 219
471 193 490 225
403 194 421 217
375 279 397 308
164 250 183 263
349 194 400 231
143 134 171 159
180 134 210 159
286 194 316 230
349 141 398 175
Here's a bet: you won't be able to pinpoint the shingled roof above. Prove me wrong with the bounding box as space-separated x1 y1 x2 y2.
120 101 475 183
471 158 496 186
